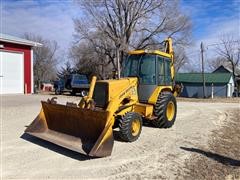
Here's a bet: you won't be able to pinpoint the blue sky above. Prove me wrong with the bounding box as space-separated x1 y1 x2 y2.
180 0 240 70
181 0 239 41
1 0 240 70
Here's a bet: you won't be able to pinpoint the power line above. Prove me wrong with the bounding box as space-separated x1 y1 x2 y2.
206 40 240 47
187 52 200 57
186 40 240 56
185 49 201 57
185 40 240 61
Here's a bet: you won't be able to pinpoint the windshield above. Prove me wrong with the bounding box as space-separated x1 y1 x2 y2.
122 54 140 77
122 54 156 85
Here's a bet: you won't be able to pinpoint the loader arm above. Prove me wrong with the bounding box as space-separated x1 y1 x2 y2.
89 77 139 156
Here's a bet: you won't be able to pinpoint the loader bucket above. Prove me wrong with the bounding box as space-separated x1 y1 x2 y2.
25 101 114 157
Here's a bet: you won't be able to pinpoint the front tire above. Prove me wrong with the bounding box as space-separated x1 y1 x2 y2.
153 92 177 128
119 112 142 142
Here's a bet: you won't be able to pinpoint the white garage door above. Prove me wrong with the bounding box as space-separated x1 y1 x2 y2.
0 51 24 94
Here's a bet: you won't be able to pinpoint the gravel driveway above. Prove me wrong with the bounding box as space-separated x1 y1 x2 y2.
0 94 238 179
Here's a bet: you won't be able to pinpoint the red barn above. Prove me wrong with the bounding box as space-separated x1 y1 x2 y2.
0 33 42 94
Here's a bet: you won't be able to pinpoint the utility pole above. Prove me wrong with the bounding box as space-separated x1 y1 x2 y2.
211 83 214 99
200 42 206 98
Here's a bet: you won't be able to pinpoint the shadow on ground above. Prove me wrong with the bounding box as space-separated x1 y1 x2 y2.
180 146 240 167
21 133 95 161
21 119 158 159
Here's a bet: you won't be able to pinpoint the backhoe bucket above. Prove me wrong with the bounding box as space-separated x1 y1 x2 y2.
25 101 114 157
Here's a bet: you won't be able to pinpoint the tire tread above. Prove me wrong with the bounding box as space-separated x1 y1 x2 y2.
119 112 142 142
152 92 177 128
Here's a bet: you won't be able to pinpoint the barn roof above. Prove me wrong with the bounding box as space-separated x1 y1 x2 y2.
0 33 42 47
175 73 232 84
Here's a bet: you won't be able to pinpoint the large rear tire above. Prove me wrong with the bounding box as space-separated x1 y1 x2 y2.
153 92 177 128
119 112 142 142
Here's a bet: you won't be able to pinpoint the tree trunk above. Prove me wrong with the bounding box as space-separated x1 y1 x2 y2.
101 64 105 80
116 47 121 79
38 80 41 91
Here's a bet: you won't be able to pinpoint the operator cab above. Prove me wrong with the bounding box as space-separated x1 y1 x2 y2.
122 53 173 102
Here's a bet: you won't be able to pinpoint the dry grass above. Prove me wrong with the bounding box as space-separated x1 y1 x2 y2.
179 109 240 180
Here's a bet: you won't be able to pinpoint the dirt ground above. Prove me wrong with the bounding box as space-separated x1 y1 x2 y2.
0 94 239 179
179 110 240 180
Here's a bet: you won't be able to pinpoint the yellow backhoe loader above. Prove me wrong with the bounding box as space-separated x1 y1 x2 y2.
25 38 181 157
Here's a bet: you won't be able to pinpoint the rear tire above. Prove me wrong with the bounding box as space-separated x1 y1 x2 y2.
152 92 177 128
119 112 142 142
71 89 76 96
55 89 61 95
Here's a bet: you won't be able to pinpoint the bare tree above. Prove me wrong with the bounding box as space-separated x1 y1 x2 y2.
24 33 59 89
208 56 231 71
174 46 188 72
215 35 240 85
69 41 113 79
57 61 73 79
73 0 191 77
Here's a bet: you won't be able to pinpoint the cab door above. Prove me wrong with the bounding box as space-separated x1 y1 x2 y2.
138 54 157 102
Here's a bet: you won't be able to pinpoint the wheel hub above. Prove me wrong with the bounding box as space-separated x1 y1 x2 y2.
131 119 140 136
166 101 175 121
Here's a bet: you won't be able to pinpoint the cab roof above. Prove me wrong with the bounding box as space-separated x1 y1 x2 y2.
128 49 172 58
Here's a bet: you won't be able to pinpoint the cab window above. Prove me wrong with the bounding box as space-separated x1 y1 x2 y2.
164 59 172 85
157 56 165 85
122 54 141 77
139 54 156 85
157 56 172 85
